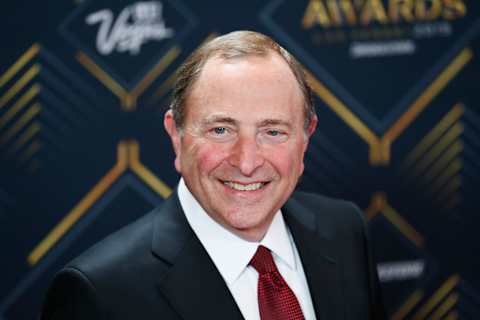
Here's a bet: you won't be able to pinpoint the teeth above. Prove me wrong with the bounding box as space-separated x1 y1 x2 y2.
224 181 264 191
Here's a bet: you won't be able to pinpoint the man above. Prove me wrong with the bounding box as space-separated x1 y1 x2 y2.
41 31 385 319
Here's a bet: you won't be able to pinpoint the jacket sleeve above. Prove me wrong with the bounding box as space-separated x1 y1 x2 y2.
354 204 387 320
40 267 106 320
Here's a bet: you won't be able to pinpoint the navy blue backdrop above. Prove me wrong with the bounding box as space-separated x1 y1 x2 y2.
0 1 479 319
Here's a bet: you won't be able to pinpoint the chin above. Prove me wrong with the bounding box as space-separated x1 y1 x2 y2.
223 211 272 233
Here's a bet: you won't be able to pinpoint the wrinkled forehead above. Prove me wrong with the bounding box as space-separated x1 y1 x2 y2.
182 54 305 127
195 54 301 98
192 52 303 101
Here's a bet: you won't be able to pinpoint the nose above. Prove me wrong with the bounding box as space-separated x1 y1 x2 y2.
228 134 265 176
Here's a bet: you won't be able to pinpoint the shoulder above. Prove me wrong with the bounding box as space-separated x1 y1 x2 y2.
41 194 187 317
286 191 367 237
54 191 185 288
289 191 358 211
289 191 364 223
41 207 172 318
285 192 386 319
60 191 187 285
41 209 160 318
68 208 159 276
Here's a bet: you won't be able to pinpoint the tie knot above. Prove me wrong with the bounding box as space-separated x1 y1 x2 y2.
250 245 277 275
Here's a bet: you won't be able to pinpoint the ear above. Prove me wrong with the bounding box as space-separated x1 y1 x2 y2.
303 115 318 152
164 109 182 173
299 115 318 176
306 115 318 138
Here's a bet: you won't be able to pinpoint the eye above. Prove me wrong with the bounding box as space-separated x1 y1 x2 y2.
206 126 235 141
260 128 288 144
213 127 226 134
267 130 280 136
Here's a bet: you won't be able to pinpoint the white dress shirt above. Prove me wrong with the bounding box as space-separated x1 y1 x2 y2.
178 179 317 320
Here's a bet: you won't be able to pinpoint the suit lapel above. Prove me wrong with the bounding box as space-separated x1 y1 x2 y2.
151 193 244 320
283 197 346 320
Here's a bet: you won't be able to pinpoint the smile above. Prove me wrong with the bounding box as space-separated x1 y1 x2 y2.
223 181 266 191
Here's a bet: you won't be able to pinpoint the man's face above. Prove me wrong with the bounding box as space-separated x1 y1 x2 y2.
164 53 316 241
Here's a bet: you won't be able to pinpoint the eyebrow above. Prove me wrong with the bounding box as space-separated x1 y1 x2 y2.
201 115 291 128
258 119 291 128
202 115 237 126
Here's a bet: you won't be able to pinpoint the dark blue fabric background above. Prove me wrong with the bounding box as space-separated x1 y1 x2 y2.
0 1 479 319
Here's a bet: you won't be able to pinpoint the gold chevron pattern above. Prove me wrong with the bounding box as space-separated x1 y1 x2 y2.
76 46 181 111
305 48 472 166
27 140 172 265
365 192 424 248
391 275 461 320
0 44 42 172
401 103 464 211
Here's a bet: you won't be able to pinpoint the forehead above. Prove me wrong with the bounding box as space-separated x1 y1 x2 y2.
184 53 305 123
199 52 297 87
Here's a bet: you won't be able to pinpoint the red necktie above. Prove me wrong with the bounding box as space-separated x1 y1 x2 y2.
250 245 305 320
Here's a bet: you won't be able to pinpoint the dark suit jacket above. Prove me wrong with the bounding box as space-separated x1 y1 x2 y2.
40 191 386 319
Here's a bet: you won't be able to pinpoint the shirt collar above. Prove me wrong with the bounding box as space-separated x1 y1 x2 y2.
177 178 296 285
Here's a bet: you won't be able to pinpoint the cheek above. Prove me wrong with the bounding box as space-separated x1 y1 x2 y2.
267 145 305 176
187 142 230 174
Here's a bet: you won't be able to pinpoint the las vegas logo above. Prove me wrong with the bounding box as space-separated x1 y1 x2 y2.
61 0 195 88
86 1 174 55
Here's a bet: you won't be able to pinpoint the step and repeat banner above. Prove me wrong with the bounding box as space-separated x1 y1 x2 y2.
0 1 479 319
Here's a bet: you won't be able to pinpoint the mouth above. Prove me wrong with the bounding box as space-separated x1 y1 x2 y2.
222 181 269 191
